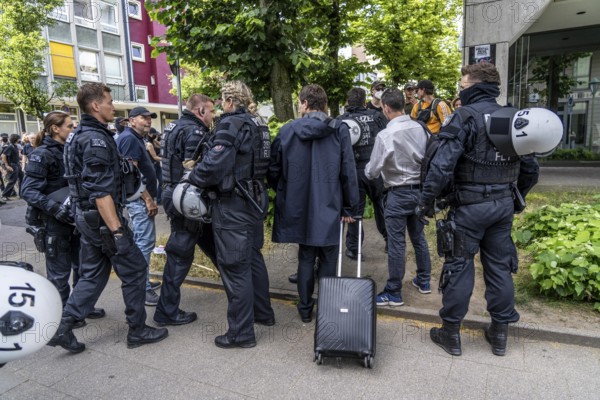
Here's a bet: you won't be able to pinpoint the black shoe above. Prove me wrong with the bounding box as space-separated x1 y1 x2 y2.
73 319 87 329
214 335 256 349
345 249 364 261
288 273 298 284
149 280 162 290
484 321 508 356
87 308 106 319
127 325 169 348
430 322 462 356
145 289 159 306
47 316 85 353
255 318 276 326
154 310 197 326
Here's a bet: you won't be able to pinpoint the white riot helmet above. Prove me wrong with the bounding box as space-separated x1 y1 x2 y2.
173 174 210 222
342 118 366 145
0 262 62 366
486 107 563 157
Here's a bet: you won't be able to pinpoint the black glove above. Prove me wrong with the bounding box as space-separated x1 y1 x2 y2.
415 204 434 224
114 232 134 256
54 205 74 225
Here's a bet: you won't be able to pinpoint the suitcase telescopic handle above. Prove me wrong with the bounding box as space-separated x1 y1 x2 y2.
337 217 363 278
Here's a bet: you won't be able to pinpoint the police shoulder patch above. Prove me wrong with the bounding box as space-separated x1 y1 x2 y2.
29 154 42 163
91 138 107 148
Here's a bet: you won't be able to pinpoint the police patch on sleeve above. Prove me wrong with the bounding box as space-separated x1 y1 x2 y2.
29 154 42 163
91 138 107 148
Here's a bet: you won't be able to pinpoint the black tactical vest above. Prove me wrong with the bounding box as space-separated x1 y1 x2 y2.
219 113 271 183
454 103 521 185
26 138 67 196
338 108 384 166
161 117 207 185
64 125 122 209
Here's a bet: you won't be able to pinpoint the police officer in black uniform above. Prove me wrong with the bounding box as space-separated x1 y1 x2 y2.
338 87 388 259
417 62 539 357
186 81 274 349
21 111 105 325
154 94 218 326
48 83 168 353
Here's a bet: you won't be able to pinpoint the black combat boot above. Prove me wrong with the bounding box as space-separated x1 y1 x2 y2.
430 322 462 356
484 321 508 356
47 316 85 353
127 325 168 349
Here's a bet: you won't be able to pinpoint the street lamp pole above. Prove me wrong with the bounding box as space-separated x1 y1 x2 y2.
589 77 600 151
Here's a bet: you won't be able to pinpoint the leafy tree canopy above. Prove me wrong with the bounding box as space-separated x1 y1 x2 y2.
353 0 462 99
0 0 77 118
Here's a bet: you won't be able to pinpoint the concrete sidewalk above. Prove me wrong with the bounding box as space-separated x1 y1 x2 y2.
2 279 600 399
1 165 600 398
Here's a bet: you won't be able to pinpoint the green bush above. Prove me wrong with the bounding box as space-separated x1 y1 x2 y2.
545 148 600 161
514 202 600 312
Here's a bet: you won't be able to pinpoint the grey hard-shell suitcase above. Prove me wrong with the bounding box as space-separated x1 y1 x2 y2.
313 219 376 368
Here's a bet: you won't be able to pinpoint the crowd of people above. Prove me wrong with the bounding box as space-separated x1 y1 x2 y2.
20 61 538 358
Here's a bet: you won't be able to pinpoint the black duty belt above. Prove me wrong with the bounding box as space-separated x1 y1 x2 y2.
389 184 421 191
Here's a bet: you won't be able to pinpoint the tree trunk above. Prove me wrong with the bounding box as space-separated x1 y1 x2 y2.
327 0 341 117
270 59 295 121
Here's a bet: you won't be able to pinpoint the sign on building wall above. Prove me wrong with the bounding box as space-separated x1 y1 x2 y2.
469 44 496 65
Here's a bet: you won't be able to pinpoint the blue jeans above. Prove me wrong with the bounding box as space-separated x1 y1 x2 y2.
126 198 156 290
384 188 431 296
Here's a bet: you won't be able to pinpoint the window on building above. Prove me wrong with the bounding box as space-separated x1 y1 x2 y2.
76 26 98 49
105 55 123 84
0 104 17 135
50 42 77 78
131 43 145 62
102 32 122 53
47 21 72 43
128 0 142 20
108 84 129 102
79 50 100 81
74 0 97 29
136 85 149 102
49 2 70 22
99 1 119 34
572 55 591 90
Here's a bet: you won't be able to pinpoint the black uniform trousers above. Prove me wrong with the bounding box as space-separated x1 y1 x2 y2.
63 211 147 329
44 218 81 306
440 195 520 325
156 186 218 320
296 244 337 318
2 163 23 197
211 195 274 342
346 168 387 252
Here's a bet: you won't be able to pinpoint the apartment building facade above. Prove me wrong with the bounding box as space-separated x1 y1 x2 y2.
0 0 178 135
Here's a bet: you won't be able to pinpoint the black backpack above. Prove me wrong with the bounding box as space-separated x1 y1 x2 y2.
416 98 453 124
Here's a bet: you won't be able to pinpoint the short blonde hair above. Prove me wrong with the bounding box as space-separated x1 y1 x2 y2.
221 81 253 109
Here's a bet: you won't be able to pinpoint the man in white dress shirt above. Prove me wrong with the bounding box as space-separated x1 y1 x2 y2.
365 87 432 307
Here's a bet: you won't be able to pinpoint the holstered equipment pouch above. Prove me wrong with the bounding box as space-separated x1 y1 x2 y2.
436 218 456 257
99 226 117 257
26 226 47 253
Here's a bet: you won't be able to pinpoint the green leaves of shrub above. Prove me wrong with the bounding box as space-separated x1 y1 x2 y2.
515 202 600 311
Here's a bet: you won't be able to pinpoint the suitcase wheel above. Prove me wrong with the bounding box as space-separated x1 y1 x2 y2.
363 355 374 369
314 352 323 365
